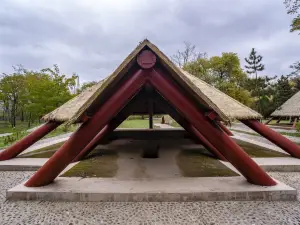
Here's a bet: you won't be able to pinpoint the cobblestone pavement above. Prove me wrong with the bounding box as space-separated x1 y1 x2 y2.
1 172 300 224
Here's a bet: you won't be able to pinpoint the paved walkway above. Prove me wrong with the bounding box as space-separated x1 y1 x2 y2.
0 158 48 171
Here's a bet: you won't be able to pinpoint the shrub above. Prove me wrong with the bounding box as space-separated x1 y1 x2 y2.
3 130 27 146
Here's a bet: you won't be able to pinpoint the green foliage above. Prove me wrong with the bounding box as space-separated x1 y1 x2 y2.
3 130 27 146
245 48 265 75
284 0 300 33
78 81 97 94
244 48 266 113
0 64 78 128
184 52 253 106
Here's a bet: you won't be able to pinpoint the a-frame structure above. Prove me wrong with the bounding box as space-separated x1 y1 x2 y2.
266 91 300 128
1 40 300 187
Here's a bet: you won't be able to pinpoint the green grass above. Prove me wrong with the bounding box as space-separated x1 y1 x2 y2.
61 150 118 178
280 132 300 137
118 119 150 129
0 120 40 134
235 140 290 157
176 149 238 177
43 124 79 139
19 141 65 158
262 119 290 125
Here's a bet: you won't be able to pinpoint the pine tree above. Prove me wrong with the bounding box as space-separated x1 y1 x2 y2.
245 48 265 112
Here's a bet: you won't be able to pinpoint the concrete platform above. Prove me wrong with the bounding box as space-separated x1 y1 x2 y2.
0 158 48 171
7 176 296 202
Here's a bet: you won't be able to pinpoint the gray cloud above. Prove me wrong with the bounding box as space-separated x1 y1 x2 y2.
0 0 299 82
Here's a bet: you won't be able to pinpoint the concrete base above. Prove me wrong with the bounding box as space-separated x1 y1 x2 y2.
7 177 296 202
0 158 48 171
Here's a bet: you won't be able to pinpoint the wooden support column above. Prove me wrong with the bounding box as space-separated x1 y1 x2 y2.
276 118 282 124
154 93 226 161
0 121 61 161
25 69 148 187
150 68 276 186
146 84 154 129
73 104 134 162
216 121 233 136
241 119 300 158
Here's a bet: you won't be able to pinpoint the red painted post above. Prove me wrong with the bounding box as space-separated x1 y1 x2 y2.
188 124 227 161
0 121 61 160
150 69 276 186
25 69 148 187
155 95 226 161
216 121 233 136
241 119 300 158
72 125 110 162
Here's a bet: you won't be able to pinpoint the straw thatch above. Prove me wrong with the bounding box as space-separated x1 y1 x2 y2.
271 91 300 117
43 39 262 124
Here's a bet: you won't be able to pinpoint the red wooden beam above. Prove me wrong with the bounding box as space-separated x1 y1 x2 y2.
188 124 227 161
150 69 276 186
154 93 226 161
73 105 132 162
241 119 300 158
25 69 148 187
0 121 61 161
72 125 110 162
216 121 233 136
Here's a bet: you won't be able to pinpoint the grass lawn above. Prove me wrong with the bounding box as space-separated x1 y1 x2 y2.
43 124 79 139
0 120 40 134
19 141 65 158
61 149 118 178
176 149 238 177
235 139 290 157
262 119 290 125
118 119 150 129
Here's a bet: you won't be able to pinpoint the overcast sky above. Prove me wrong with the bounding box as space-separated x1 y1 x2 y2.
0 0 299 83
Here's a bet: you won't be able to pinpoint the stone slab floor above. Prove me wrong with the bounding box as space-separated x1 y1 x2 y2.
1 172 300 224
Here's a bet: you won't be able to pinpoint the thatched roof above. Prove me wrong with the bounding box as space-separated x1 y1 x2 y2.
271 91 300 117
43 40 262 124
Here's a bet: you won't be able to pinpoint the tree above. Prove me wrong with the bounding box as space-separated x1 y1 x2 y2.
183 52 253 106
78 81 97 94
171 42 206 67
0 72 26 127
273 75 295 109
284 0 300 33
244 48 265 112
